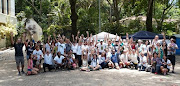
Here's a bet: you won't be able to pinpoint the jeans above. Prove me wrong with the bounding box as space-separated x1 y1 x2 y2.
156 65 161 73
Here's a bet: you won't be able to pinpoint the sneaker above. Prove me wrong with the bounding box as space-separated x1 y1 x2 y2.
18 72 21 76
21 71 25 74
172 71 175 73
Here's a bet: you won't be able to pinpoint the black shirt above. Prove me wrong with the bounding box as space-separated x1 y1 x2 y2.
14 43 24 56
26 46 34 56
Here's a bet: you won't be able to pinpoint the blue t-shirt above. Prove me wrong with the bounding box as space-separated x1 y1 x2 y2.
111 53 119 63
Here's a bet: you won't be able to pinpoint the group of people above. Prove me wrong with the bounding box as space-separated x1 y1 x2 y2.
10 31 178 76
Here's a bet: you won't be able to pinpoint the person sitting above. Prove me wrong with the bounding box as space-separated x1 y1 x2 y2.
66 50 76 69
110 48 120 69
129 49 138 69
89 54 100 71
120 50 130 68
138 52 147 71
155 50 162 74
43 44 55 72
27 53 39 75
80 51 90 72
54 52 65 69
160 55 171 75
33 46 43 69
98 52 108 69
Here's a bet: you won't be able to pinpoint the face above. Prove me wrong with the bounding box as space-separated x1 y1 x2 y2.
57 52 61 56
30 41 33 46
93 54 96 59
155 35 159 40
153 53 157 58
145 41 148 45
112 50 115 54
17 38 21 43
36 46 40 51
100 41 103 44
163 55 166 59
46 51 50 54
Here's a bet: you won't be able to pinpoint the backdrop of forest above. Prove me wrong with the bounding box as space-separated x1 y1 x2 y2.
15 0 180 38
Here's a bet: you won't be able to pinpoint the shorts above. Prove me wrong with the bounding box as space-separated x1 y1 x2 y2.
28 69 32 71
167 55 176 65
15 56 24 67
26 55 30 60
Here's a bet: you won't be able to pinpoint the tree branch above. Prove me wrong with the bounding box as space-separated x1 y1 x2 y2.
25 0 41 15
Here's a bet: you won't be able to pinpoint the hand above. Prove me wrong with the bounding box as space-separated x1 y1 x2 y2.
23 33 26 37
10 32 13 36
90 33 92 37
78 31 80 34
48 35 51 39
162 32 165 36
86 31 89 34
62 35 65 39
53 33 56 37
72 34 74 38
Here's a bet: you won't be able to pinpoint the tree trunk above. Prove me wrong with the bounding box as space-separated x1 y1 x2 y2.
146 0 154 32
113 0 119 22
69 0 78 36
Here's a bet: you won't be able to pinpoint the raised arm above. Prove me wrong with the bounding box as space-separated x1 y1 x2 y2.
43 44 46 55
10 32 14 45
51 45 55 54
53 33 58 42
22 33 26 44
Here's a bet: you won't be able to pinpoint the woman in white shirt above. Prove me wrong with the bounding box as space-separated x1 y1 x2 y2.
161 55 171 75
138 52 147 71
89 54 100 71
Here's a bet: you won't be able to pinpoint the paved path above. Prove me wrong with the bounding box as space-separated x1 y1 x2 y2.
0 49 180 86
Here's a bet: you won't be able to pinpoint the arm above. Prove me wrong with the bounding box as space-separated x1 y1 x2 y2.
28 59 33 69
43 44 46 54
10 32 14 45
53 33 58 42
51 45 55 54
22 33 26 44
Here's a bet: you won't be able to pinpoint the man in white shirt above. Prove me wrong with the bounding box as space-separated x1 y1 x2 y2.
97 39 107 54
43 45 54 72
33 46 43 69
54 52 65 69
55 39 66 55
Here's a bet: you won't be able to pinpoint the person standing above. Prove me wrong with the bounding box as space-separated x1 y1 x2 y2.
167 38 178 73
10 32 26 75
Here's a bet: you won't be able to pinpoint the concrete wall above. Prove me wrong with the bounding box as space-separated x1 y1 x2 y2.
0 39 6 48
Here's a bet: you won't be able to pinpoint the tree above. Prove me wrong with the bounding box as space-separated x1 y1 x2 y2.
154 0 175 32
146 0 154 32
69 0 78 36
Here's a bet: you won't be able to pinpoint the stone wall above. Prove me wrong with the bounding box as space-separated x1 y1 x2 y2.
0 39 6 48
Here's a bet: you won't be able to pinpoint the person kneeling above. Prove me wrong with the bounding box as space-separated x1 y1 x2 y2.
161 55 171 75
54 52 65 69
43 45 54 72
27 54 39 75
89 54 100 71
138 53 147 71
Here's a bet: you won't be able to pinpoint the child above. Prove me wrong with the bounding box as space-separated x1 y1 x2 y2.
80 52 90 71
27 53 39 75
89 54 100 71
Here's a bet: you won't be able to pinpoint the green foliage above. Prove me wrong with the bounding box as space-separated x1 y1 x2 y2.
15 0 180 38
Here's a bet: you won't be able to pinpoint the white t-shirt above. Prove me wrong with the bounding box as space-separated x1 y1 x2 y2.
44 53 53 65
98 55 106 64
139 55 147 67
55 42 66 55
82 45 89 54
143 45 150 53
54 55 65 64
120 54 128 63
162 59 171 69
33 50 43 60
129 53 138 63
45 43 51 52
97 43 107 53
71 44 78 53
91 58 99 67
76 45 82 55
